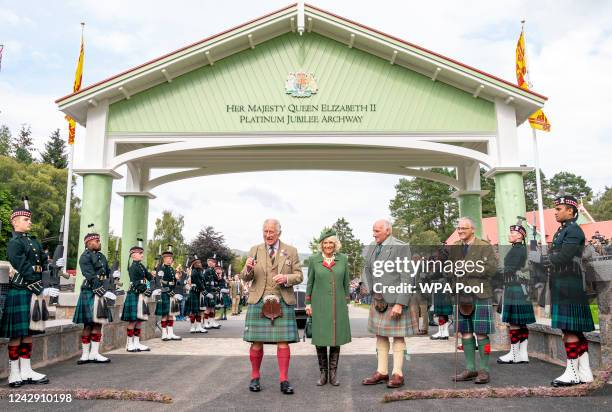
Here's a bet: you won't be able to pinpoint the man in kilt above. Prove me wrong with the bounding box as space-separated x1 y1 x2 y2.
497 224 535 364
185 255 207 333
121 239 154 351
1 197 60 387
360 219 412 389
430 246 453 340
216 264 231 321
240 219 303 394
203 256 220 329
542 195 595 386
73 224 119 365
154 245 183 341
449 217 498 384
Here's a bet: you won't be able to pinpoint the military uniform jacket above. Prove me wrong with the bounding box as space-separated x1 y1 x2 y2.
203 268 217 295
190 268 205 292
8 232 47 291
79 249 111 295
160 264 177 295
129 261 153 294
550 219 585 275
503 243 527 283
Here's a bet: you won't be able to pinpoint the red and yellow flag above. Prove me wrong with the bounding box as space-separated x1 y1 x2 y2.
66 26 84 145
516 28 550 132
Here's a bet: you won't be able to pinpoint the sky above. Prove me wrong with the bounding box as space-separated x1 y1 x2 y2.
1 0 611 252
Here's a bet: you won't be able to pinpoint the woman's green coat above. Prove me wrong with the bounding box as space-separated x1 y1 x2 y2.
306 253 351 347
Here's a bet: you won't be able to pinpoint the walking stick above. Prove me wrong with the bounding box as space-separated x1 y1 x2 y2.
453 290 459 389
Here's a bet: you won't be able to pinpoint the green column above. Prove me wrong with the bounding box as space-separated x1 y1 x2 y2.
457 193 484 238
493 172 526 246
120 195 150 291
76 174 113 290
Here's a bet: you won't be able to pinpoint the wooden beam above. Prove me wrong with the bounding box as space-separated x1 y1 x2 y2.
205 50 214 66
473 84 484 98
390 50 398 65
348 33 355 48
247 33 255 49
504 96 514 105
431 67 441 82
290 17 296 32
87 99 98 107
307 17 313 32
161 68 172 83
118 86 130 100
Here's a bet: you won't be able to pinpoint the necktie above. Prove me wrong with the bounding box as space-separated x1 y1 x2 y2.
269 246 275 263
463 244 469 257
375 244 383 259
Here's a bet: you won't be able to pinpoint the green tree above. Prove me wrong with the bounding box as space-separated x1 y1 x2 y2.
389 168 458 241
188 226 234 268
40 129 68 169
0 188 15 259
590 187 612 221
0 125 12 157
548 172 592 202
14 124 35 164
147 210 186 267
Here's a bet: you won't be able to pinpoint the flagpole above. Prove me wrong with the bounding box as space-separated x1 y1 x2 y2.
61 22 85 266
532 128 547 249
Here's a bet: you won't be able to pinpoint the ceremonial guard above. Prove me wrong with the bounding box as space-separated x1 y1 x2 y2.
154 245 183 341
121 238 154 352
203 255 220 329
543 195 595 386
497 224 535 364
216 264 231 321
73 224 119 365
1 197 59 387
185 255 207 333
240 219 303 394
430 246 453 340
360 219 412 389
450 217 497 384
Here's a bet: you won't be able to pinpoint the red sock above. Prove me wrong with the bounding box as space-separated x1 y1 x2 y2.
167 320 174 327
127 329 134 337
565 341 580 359
19 342 33 359
196 315 202 322
189 315 195 323
134 328 141 337
438 318 446 326
277 347 291 382
8 345 20 361
91 333 102 343
509 329 520 344
249 347 264 379
205 313 209 319
81 335 91 345
161 320 168 328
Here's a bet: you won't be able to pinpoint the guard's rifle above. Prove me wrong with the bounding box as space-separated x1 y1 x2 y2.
42 216 70 305
521 215 549 307
104 238 124 306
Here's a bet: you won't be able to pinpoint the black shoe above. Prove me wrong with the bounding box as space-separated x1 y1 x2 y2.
249 378 261 392
280 380 294 395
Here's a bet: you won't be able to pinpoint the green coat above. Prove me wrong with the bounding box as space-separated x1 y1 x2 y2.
306 253 351 347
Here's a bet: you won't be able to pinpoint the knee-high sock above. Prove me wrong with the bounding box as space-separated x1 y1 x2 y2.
462 336 476 372
391 339 406 376
277 346 291 382
478 336 491 372
19 342 33 359
249 347 263 379
8 345 20 361
376 336 390 375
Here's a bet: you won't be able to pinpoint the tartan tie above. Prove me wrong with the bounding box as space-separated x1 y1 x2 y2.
374 244 383 259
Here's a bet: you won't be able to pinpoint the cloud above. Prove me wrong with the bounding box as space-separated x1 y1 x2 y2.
239 187 296 213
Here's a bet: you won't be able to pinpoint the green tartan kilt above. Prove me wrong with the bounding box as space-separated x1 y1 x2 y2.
243 299 298 344
204 295 216 309
433 291 453 316
73 288 113 324
184 290 202 315
550 276 594 332
222 294 231 308
0 288 43 339
120 292 140 322
155 292 171 316
501 284 535 325
458 298 494 335
367 302 413 337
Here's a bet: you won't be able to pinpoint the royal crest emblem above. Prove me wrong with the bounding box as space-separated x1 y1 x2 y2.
285 71 318 97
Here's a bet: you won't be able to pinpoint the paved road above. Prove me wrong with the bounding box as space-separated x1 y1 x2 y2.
1 306 610 411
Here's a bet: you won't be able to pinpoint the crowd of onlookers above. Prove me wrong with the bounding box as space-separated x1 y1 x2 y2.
586 231 612 257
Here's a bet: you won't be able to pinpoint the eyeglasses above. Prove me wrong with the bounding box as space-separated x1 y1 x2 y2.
456 227 472 231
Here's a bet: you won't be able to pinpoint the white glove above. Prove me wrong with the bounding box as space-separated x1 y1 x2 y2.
206 293 214 299
151 289 162 297
157 270 164 277
103 291 117 300
112 270 121 279
55 257 66 268
42 287 60 297
175 294 184 301
220 288 229 294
